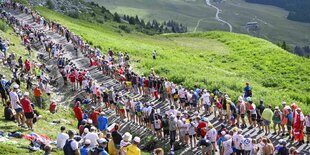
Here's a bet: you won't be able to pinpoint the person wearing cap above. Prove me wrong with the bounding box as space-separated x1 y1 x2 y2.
248 100 257 130
206 123 217 152
293 108 305 146
222 134 233 155
262 105 274 135
217 131 226 155
57 126 69 149
201 90 211 116
169 114 177 149
277 139 289 155
63 130 79 155
73 101 83 129
120 132 132 155
280 101 291 136
124 136 141 155
98 112 108 132
272 106 282 135
92 138 108 155
9 84 24 127
232 129 244 155
20 92 33 130
256 100 265 133
187 118 197 149
0 75 8 105
89 107 100 127
33 84 42 108
197 117 208 140
80 139 91 155
84 127 99 148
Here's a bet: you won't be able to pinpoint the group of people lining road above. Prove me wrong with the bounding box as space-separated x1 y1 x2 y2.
1 1 310 155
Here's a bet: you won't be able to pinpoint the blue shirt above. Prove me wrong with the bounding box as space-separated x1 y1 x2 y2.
80 146 90 155
100 150 109 155
98 116 108 131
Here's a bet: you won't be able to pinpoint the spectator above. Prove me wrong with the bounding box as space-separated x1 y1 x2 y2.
98 112 108 132
4 101 14 121
243 82 252 98
43 145 52 155
241 134 253 155
153 148 164 155
262 105 273 134
49 100 57 114
80 139 91 155
57 126 69 149
273 106 282 135
33 84 42 108
84 126 99 148
9 84 25 127
124 136 141 155
63 130 79 155
112 124 122 154
169 114 177 149
20 92 34 130
306 114 310 145
73 101 83 128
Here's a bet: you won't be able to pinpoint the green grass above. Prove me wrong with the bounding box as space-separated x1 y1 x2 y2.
33 7 310 113
87 0 310 47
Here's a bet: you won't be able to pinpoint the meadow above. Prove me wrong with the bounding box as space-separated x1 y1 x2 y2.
88 0 310 47
34 7 310 112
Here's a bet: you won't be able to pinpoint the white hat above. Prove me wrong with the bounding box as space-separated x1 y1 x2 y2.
122 132 132 141
24 92 29 96
98 138 107 144
13 84 19 89
84 139 91 145
238 96 243 102
221 131 226 135
194 111 199 115
133 136 140 143
83 128 89 134
87 119 93 124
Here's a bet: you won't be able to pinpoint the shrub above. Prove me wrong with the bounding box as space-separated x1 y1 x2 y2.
0 21 9 32
119 25 131 33
46 0 55 10
67 11 79 19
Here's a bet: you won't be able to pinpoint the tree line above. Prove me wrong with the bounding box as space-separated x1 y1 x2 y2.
113 12 187 34
277 41 310 58
245 0 310 23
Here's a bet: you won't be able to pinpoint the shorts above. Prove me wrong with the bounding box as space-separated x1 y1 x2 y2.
25 112 34 119
251 114 257 120
306 127 310 134
15 108 23 113
263 119 270 126
155 128 161 131
240 114 245 119
204 104 210 110
180 98 185 103
189 134 196 138
0 91 8 100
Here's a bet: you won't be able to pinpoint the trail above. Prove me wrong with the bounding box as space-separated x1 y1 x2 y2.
6 8 309 155
193 18 207 32
205 0 233 32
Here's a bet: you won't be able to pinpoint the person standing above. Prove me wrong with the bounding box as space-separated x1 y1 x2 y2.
169 114 177 149
33 84 42 108
243 82 252 99
9 84 25 127
241 134 253 155
98 112 108 132
73 101 83 128
57 126 69 149
63 130 80 155
233 129 244 155
305 114 310 145
262 105 273 134
293 108 305 146
273 106 282 135
152 50 156 60
20 92 34 130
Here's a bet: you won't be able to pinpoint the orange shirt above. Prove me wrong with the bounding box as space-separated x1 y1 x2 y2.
33 87 41 97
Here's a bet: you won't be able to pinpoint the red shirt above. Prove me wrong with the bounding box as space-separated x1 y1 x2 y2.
197 121 207 137
49 102 57 113
69 73 76 83
144 79 149 87
78 73 84 82
73 106 83 120
89 111 99 124
20 97 32 113
25 60 30 71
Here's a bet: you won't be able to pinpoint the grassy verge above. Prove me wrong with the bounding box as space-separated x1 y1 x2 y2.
33 7 310 112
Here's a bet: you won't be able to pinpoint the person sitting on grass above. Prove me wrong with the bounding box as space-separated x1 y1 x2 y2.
4 101 14 121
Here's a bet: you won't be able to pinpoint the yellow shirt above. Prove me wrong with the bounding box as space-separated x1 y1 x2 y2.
126 144 141 155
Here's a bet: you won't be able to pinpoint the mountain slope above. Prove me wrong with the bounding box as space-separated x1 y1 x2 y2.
34 7 310 111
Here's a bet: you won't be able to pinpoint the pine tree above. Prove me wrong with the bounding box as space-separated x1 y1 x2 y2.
113 12 121 23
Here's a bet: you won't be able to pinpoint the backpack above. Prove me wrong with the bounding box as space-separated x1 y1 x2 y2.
247 89 252 97
63 139 74 155
135 102 141 112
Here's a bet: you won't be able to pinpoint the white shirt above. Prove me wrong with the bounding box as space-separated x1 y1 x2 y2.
84 132 99 148
305 116 310 127
69 138 79 151
223 139 233 155
206 128 217 142
202 93 210 105
56 132 69 149
241 138 253 151
232 134 244 150
178 88 185 98
9 91 20 109
187 122 197 135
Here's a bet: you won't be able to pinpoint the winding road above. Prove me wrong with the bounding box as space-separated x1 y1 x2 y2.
193 0 233 32
205 0 233 32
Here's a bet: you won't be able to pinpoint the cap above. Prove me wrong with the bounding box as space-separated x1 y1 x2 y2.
296 108 301 111
87 119 93 124
275 106 279 110
208 123 213 128
98 138 107 144
122 132 132 141
83 128 89 134
100 112 105 115
133 136 141 143
84 139 91 145
282 102 286 105
23 92 29 96
13 84 19 89
221 131 226 135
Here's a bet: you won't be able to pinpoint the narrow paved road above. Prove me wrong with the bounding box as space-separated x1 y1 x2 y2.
205 0 233 32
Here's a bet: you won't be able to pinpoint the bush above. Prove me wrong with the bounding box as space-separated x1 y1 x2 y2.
119 25 131 33
0 20 9 32
67 11 79 19
46 0 55 10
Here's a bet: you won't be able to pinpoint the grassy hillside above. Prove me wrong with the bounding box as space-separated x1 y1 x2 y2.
87 0 310 47
34 7 310 112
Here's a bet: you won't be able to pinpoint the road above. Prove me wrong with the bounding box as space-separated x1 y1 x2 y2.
193 18 207 32
205 0 233 32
